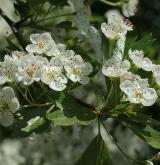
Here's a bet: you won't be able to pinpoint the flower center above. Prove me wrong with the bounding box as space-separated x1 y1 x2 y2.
0 102 9 112
134 90 143 99
37 40 45 49
73 68 80 75
4 68 15 79
47 71 56 80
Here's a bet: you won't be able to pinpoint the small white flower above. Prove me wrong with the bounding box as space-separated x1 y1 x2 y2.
0 87 20 127
64 55 93 84
41 57 67 91
120 78 157 106
101 10 133 39
102 57 130 77
122 0 139 17
18 54 48 85
54 49 75 66
129 49 153 71
26 32 59 56
0 55 20 84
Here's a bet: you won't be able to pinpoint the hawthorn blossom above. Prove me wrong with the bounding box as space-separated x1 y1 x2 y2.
41 57 67 91
0 55 20 84
101 10 133 40
122 0 139 17
53 48 75 66
120 78 157 106
102 57 130 77
18 54 48 85
64 55 93 84
26 33 59 56
129 49 153 71
0 87 20 127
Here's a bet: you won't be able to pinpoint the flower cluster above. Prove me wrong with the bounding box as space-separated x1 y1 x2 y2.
0 87 19 127
101 11 159 106
0 33 93 91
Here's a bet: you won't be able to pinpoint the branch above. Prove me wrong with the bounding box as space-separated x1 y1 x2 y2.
100 0 122 7
0 8 25 50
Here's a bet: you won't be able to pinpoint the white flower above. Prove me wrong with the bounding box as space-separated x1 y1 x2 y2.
0 87 20 127
26 32 59 56
129 49 153 71
101 10 133 39
0 55 20 84
54 48 75 66
41 57 67 91
122 0 139 17
152 64 160 85
64 55 93 84
18 54 48 85
102 57 130 77
120 78 157 106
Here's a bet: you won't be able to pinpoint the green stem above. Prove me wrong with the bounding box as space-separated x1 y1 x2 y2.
102 122 147 164
21 102 52 108
100 0 122 7
26 87 35 103
105 80 114 107
108 39 115 58
15 84 32 104
98 120 101 135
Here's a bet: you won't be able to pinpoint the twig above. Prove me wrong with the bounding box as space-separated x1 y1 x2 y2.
0 8 25 50
100 0 122 7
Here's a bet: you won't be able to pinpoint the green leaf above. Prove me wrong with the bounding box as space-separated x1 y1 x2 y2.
14 0 30 19
124 33 155 58
125 111 160 130
76 135 113 165
22 116 46 132
117 112 160 149
46 109 96 126
46 95 96 126
62 96 97 122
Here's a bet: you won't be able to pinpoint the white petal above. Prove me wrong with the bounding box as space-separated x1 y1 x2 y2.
40 32 53 42
101 23 117 39
127 94 140 104
30 33 40 43
49 82 66 91
142 58 153 71
120 80 137 94
140 98 157 106
67 73 79 82
26 44 37 53
2 87 15 102
142 88 158 100
0 111 14 127
56 73 67 84
9 98 20 113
